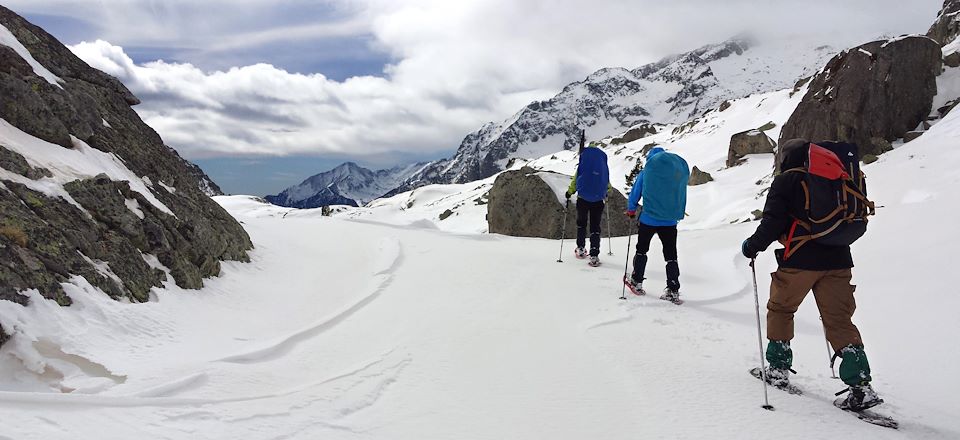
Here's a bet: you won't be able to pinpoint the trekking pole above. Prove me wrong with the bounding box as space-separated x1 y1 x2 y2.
619 232 633 300
820 318 839 379
750 258 775 411
557 200 570 263
605 202 613 256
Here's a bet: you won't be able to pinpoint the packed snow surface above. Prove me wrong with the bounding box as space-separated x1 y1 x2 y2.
1 109 960 438
0 23 63 88
0 118 175 216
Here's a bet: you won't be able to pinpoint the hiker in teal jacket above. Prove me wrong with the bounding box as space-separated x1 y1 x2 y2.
623 147 689 302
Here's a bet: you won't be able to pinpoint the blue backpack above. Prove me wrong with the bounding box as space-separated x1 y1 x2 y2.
576 148 609 202
642 151 689 221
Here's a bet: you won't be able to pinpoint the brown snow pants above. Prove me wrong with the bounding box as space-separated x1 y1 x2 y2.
767 268 863 351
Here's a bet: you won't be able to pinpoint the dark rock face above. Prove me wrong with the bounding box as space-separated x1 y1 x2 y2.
487 167 634 239
727 129 776 167
0 7 251 313
779 36 942 157
688 166 714 186
928 0 960 46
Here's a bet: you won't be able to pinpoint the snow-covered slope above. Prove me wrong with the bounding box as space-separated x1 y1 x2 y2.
266 161 427 208
389 37 836 194
2 102 960 436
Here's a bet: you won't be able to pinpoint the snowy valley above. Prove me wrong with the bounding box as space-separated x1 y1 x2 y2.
2 2 960 440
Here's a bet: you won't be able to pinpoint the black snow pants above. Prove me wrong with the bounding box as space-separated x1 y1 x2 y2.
631 221 680 291
575 198 605 257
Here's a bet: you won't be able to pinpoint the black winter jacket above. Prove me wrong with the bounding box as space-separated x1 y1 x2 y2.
744 143 854 271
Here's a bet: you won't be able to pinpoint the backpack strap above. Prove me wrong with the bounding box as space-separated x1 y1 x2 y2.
843 185 876 216
800 180 810 211
782 218 812 260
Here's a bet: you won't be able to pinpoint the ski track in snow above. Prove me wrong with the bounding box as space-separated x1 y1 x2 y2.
0 350 409 410
217 238 401 364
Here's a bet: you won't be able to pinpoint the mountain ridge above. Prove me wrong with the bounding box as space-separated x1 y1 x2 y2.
268 36 836 207
384 36 835 196
266 161 428 208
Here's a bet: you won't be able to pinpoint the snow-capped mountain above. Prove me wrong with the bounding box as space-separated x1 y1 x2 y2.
266 161 427 208
387 37 836 195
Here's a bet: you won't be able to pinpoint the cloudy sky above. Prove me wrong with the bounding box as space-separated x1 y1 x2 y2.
5 0 943 195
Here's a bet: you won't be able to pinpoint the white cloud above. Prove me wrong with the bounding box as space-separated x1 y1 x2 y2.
30 0 944 161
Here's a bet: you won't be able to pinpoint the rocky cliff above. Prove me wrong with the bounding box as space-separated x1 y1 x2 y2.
779 36 942 157
0 6 252 331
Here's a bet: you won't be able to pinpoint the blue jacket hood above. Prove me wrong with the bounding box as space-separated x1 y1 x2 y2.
647 147 666 160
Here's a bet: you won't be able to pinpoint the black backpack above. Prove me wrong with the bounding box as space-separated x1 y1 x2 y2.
781 142 875 259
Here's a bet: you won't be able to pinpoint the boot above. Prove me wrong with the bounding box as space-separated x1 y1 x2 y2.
623 276 645 296
659 287 681 304
574 247 587 259
754 366 791 388
836 383 883 411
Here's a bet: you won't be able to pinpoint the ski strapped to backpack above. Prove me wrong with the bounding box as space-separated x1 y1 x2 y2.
780 142 876 259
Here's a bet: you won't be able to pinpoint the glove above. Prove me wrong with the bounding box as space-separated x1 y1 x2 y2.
565 191 572 200
625 210 636 219
741 239 758 259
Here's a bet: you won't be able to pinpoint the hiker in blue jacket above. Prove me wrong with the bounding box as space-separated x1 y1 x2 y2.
565 141 610 267
623 147 690 303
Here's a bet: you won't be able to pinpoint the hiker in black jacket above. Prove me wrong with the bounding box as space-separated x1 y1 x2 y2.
742 138 882 412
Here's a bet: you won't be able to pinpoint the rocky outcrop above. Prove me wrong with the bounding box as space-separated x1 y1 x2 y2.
904 131 925 143
487 168 633 239
727 129 776 167
0 7 251 312
946 52 960 68
779 36 942 157
688 166 714 186
611 124 657 145
928 0 960 47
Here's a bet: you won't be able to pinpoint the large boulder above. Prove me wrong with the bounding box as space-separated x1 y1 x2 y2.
727 129 776 167
487 167 634 239
0 7 252 313
928 0 960 47
688 166 714 186
611 124 657 145
779 36 942 157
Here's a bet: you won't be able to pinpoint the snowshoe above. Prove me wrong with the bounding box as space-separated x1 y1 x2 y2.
834 385 896 429
623 276 646 296
574 247 587 259
659 288 683 305
749 367 802 395
588 256 601 267
834 384 883 412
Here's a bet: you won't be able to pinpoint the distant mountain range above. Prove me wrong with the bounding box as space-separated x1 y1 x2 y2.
265 161 428 208
269 36 836 207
